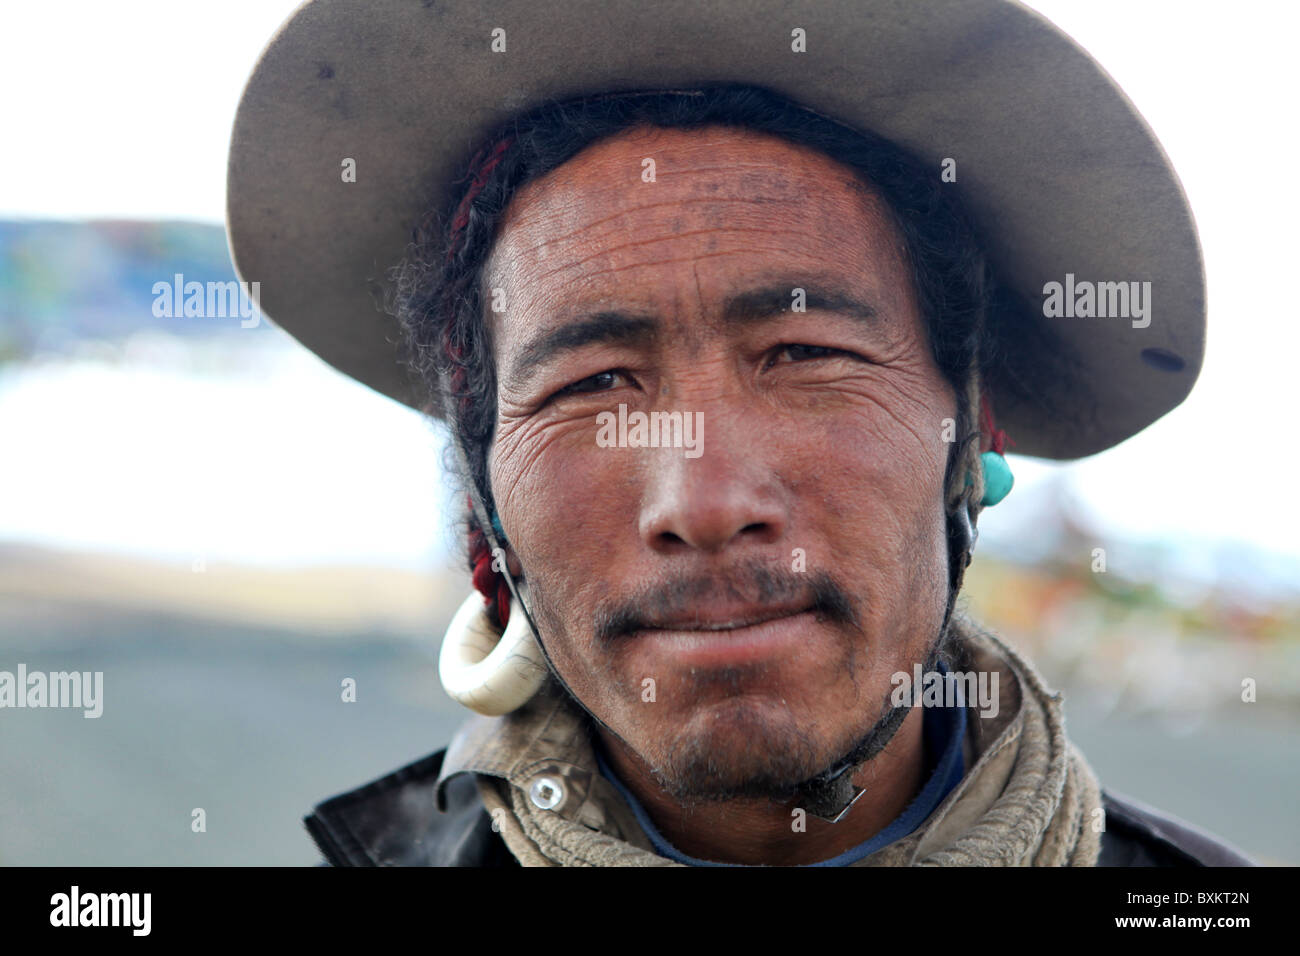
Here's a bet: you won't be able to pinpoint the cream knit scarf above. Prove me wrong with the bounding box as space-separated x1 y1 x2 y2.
477 618 1104 867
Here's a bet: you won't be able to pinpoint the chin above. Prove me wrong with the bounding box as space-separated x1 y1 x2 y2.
639 695 831 804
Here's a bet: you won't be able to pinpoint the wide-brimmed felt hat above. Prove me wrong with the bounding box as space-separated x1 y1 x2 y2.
226 0 1204 460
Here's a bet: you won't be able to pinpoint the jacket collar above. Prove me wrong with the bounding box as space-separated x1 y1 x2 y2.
435 680 626 833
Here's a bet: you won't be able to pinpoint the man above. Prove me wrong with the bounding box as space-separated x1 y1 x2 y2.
227 0 1253 866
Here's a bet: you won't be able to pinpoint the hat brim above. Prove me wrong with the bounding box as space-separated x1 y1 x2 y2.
227 0 1204 460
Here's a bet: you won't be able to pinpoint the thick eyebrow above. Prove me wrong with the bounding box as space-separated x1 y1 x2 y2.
506 311 658 393
722 283 879 326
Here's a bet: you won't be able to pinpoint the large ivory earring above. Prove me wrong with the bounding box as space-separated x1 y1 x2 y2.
438 581 548 716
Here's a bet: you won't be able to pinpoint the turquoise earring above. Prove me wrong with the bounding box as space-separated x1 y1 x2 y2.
976 451 1014 507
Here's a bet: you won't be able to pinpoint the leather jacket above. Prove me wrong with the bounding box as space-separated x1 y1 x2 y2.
303 748 1258 867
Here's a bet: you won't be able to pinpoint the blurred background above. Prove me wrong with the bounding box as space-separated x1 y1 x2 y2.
1 1 1296 865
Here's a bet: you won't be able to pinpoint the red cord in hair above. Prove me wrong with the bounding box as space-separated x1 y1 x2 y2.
444 136 514 265
468 527 512 627
980 392 1012 455
466 496 512 627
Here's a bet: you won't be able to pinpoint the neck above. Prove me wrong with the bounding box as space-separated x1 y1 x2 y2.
595 707 926 866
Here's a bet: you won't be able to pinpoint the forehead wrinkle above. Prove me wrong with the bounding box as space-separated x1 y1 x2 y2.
499 192 829 265
647 159 825 190
507 222 834 290
514 245 832 292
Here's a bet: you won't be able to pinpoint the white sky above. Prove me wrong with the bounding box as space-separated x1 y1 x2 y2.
0 1 1297 578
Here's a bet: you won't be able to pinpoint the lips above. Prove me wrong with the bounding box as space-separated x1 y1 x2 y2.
625 602 823 669
635 599 814 633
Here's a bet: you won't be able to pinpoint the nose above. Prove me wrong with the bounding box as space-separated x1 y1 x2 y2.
638 413 787 555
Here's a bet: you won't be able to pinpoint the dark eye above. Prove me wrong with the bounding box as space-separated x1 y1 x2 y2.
557 370 629 396
766 344 849 369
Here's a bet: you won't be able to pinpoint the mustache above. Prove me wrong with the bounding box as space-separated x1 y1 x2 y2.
591 560 859 642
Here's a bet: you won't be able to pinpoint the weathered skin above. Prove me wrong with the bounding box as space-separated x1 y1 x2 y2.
484 126 956 865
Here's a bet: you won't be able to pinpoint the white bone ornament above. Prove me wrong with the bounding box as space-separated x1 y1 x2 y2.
439 583 547 716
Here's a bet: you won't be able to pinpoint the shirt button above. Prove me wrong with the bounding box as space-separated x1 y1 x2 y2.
529 775 565 811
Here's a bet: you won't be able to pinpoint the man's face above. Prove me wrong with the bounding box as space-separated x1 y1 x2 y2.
484 125 955 800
